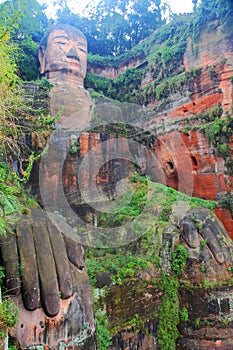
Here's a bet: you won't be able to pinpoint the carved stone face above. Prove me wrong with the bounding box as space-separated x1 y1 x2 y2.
39 27 87 87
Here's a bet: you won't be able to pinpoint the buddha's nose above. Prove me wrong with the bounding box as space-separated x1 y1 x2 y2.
67 47 80 60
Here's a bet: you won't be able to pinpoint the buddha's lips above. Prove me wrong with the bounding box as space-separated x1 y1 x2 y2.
68 61 80 67
67 59 80 67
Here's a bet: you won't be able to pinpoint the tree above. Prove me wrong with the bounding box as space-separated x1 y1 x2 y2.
0 0 48 80
191 0 233 41
216 0 233 26
192 0 198 12
56 0 167 56
128 0 165 47
0 26 21 157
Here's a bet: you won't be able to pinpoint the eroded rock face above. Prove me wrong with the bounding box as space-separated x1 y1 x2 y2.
95 209 233 350
12 292 97 349
145 130 233 237
85 21 233 238
21 20 233 350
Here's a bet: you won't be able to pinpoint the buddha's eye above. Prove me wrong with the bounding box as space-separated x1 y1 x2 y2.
79 48 87 54
54 40 68 45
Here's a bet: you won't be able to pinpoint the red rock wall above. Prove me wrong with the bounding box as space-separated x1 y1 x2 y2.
88 59 143 79
145 130 233 237
41 21 233 241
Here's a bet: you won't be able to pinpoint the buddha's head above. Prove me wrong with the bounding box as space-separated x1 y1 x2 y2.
39 24 87 87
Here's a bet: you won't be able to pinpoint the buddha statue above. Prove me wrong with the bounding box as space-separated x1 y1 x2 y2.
39 23 91 129
1 23 233 350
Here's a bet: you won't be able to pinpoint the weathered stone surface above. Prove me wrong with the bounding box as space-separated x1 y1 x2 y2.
83 22 233 238
39 24 87 88
94 208 233 350
2 209 97 349
20 19 233 349
11 292 97 349
88 58 144 79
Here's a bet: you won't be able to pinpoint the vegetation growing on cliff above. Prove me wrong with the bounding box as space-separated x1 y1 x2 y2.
198 114 233 176
192 0 233 41
85 173 216 346
0 19 54 341
0 1 232 348
0 0 48 80
56 0 168 56
0 26 23 339
158 274 179 350
0 266 18 339
85 15 193 104
1 0 232 95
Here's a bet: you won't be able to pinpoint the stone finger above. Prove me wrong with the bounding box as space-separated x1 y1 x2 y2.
64 236 85 270
201 223 225 264
17 219 40 311
48 223 73 299
0 233 20 295
32 220 60 317
180 217 199 249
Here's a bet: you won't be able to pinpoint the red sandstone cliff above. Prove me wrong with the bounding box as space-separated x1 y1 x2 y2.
85 21 233 238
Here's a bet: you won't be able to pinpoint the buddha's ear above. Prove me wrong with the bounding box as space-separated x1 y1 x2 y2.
38 47 45 74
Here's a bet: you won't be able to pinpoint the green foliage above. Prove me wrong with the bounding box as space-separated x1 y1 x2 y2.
200 115 233 175
98 173 216 233
201 115 232 143
99 174 148 228
85 15 192 105
127 313 144 329
69 141 79 155
0 24 48 165
0 300 18 338
95 310 112 350
219 143 227 153
86 252 149 287
85 67 144 104
0 26 21 157
200 264 205 273
17 34 39 80
57 0 167 56
182 127 190 135
19 152 41 184
83 1 232 105
219 190 233 219
0 160 36 235
158 273 179 350
155 67 201 100
35 77 53 91
85 73 111 97
151 182 216 211
191 0 233 42
205 105 223 121
0 0 48 81
200 239 208 251
180 307 189 322
0 162 22 235
195 317 201 328
86 174 218 347
172 244 189 276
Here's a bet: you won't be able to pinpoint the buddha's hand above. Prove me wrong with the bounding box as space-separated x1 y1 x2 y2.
180 207 233 265
0 207 85 317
